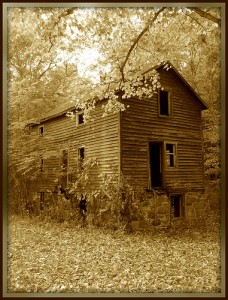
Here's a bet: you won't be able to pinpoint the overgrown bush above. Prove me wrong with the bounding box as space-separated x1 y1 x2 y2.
8 175 37 217
53 167 153 231
9 157 221 234
83 173 156 231
42 199 78 224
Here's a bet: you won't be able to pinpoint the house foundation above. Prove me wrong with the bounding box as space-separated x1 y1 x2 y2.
128 190 207 232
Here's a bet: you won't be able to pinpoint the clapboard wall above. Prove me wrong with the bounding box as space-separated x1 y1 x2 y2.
120 66 205 192
29 101 120 193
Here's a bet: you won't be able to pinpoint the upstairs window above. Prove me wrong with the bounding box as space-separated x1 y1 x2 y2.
159 89 171 116
76 112 84 126
165 143 177 168
38 126 44 136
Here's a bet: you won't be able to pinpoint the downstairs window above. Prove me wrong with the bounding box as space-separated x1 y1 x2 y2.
78 147 85 170
170 195 184 218
39 192 44 210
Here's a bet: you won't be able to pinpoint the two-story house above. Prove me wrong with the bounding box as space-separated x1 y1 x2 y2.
27 61 208 227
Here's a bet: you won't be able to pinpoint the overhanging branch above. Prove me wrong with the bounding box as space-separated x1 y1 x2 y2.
191 8 221 26
119 7 166 82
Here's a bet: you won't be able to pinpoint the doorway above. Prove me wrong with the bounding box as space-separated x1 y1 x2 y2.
149 142 163 188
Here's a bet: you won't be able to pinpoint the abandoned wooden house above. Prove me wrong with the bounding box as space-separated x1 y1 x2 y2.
27 61 208 228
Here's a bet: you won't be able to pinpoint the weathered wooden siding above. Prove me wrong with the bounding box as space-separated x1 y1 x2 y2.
29 101 120 193
120 67 205 192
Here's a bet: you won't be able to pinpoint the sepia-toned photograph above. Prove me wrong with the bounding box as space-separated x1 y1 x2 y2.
4 2 224 297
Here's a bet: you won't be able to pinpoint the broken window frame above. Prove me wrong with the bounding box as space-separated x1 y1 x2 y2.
38 125 44 137
165 142 177 168
158 87 172 117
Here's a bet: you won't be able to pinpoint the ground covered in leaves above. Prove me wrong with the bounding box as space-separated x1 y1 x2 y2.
7 215 221 294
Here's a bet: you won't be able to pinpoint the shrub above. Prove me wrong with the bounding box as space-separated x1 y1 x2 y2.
85 173 155 231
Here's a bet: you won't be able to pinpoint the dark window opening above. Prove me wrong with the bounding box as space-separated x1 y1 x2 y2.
77 112 84 125
39 192 44 210
79 147 85 160
166 144 176 167
40 156 44 173
171 195 183 218
159 90 169 116
149 142 162 188
78 147 85 170
39 126 44 136
62 149 68 169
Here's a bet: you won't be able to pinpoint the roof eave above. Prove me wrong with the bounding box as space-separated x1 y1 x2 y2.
143 60 208 110
28 106 76 127
164 61 208 110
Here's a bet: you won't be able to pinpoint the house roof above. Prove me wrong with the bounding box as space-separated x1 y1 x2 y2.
28 61 208 127
142 61 208 110
40 102 76 121
27 101 76 127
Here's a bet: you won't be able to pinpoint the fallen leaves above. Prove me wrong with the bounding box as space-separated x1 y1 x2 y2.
7 215 221 293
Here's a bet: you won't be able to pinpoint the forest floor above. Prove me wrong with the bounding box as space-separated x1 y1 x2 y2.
7 214 221 294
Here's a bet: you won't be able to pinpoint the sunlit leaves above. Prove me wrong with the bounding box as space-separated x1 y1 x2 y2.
8 6 221 121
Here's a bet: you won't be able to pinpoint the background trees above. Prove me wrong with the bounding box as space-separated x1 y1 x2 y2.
8 7 221 118
7 6 222 213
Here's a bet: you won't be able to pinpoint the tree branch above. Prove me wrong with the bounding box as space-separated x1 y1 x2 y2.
60 8 75 18
47 8 76 53
119 7 166 82
184 12 206 29
191 8 221 26
37 62 55 80
137 44 154 55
